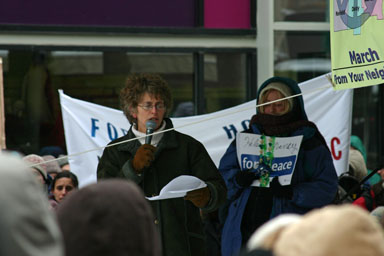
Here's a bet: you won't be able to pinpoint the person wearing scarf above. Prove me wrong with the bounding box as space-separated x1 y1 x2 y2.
219 76 338 256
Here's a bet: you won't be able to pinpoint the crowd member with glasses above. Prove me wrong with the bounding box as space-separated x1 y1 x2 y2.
97 73 227 256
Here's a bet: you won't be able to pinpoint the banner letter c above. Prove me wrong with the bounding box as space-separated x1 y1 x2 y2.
331 137 342 160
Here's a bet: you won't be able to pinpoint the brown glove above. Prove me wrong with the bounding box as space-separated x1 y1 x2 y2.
184 186 211 208
132 144 156 173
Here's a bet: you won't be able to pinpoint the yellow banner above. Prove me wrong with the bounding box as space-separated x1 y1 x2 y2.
330 0 384 90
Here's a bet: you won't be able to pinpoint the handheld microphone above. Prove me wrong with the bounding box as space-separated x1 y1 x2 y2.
145 120 157 145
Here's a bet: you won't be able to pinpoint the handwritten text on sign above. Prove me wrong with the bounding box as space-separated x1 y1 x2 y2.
236 133 303 186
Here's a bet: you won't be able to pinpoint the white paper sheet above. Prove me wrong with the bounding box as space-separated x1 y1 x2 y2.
146 175 207 201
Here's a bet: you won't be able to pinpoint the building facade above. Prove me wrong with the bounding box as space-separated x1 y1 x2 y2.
1 0 382 170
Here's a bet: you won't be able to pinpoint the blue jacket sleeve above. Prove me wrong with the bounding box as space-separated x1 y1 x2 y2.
290 144 339 209
218 139 244 202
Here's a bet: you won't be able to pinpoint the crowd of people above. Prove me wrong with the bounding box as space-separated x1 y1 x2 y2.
2 73 384 256
21 151 78 210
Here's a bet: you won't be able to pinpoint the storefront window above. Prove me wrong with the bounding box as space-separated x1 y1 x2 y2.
50 52 194 112
274 0 328 22
204 53 247 113
3 50 195 154
352 85 383 169
274 31 331 83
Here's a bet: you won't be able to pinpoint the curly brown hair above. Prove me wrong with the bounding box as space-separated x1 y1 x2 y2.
120 73 173 124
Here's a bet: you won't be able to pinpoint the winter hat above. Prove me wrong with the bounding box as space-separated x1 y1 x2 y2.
349 148 368 181
39 146 65 158
258 82 294 113
57 154 69 168
57 179 161 256
22 154 48 180
42 155 62 175
274 205 384 256
247 214 302 251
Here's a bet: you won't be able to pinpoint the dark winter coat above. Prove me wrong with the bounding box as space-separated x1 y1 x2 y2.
219 77 339 256
97 118 227 256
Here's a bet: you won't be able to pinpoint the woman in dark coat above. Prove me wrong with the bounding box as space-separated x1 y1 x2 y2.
97 73 227 256
219 76 339 256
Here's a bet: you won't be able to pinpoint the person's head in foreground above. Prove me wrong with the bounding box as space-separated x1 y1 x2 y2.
0 153 64 256
246 204 384 256
56 179 161 256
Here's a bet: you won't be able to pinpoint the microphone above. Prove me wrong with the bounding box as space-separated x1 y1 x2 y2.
145 120 157 145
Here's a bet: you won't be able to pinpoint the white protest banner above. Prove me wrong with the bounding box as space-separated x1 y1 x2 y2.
236 133 303 186
60 73 353 187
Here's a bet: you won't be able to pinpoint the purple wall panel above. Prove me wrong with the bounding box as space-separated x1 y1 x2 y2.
204 0 250 29
0 0 195 27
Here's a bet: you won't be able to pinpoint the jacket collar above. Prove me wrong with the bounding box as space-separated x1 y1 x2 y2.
117 118 179 153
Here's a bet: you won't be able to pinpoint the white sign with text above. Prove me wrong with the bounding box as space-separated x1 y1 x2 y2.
237 133 303 186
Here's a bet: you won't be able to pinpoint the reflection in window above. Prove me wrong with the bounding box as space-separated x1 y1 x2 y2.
274 31 330 82
204 53 247 113
49 52 194 113
274 0 328 22
50 51 103 75
3 50 195 154
352 85 382 169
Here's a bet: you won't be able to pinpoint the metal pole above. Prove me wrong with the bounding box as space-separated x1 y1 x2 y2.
0 57 5 150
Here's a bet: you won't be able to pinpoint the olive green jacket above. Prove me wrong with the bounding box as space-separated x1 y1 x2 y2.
97 118 227 256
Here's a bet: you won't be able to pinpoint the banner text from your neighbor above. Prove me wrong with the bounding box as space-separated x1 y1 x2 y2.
334 47 384 85
89 117 344 162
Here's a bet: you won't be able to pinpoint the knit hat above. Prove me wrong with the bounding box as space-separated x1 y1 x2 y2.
39 146 65 158
258 82 294 113
57 154 69 168
57 179 161 256
22 154 48 180
349 148 368 181
274 205 384 256
247 214 302 251
42 155 62 175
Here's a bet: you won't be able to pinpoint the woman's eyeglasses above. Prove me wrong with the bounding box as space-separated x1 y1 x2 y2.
138 103 166 111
